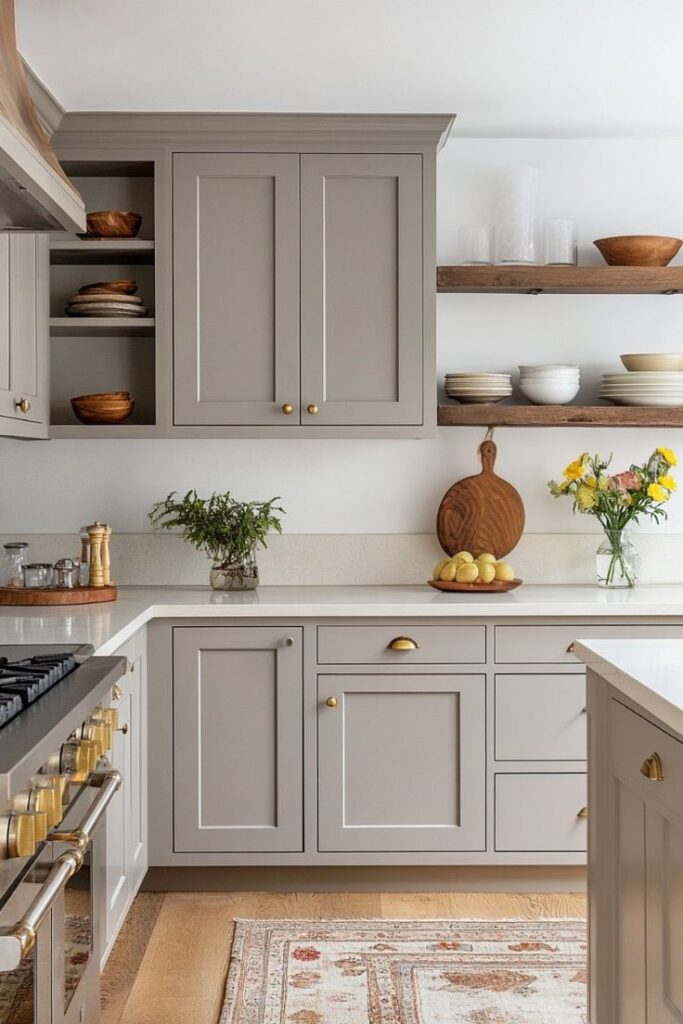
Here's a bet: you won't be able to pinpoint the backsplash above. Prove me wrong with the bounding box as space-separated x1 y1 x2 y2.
3 533 682 586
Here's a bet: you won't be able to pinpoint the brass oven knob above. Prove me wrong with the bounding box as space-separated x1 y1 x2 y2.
5 813 37 858
11 793 51 838
26 810 48 842
325 697 338 708
88 719 112 754
281 403 294 415
98 707 120 731
79 739 99 774
14 397 31 415
28 786 60 828
307 403 319 415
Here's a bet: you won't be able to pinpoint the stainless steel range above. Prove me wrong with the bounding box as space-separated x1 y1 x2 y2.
0 644 126 1024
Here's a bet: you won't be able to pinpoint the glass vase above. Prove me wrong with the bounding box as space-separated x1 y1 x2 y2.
209 550 259 591
596 530 638 589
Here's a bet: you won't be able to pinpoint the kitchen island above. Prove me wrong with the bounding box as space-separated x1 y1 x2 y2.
577 638 683 1024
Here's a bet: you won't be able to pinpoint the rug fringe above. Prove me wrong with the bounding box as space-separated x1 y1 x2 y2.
231 916 586 924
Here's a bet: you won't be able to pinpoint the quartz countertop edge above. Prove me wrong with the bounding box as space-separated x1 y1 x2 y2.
575 637 683 737
0 584 683 657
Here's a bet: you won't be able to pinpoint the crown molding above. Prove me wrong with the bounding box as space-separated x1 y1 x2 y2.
21 59 64 137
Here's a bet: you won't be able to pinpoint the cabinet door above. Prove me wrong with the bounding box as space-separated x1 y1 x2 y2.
300 154 423 426
173 153 300 425
173 626 303 852
104 684 132 945
318 673 485 852
0 233 49 436
647 803 683 1022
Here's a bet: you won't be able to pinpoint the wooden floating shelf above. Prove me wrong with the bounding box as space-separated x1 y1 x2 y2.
438 404 683 427
49 424 158 438
437 265 683 295
50 317 155 337
50 239 155 265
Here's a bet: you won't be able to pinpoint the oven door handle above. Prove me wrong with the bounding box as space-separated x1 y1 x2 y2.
49 768 122 852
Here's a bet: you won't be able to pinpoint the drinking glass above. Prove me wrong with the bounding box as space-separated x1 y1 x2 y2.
456 225 493 265
543 218 578 265
494 164 540 265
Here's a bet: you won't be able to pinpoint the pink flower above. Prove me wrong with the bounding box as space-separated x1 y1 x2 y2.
609 471 640 491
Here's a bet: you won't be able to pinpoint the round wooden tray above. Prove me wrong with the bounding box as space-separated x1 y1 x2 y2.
0 585 118 606
428 579 523 594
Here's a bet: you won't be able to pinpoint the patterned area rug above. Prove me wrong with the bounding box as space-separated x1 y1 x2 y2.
220 918 587 1024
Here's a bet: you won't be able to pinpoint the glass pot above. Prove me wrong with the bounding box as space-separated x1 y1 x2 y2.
209 549 259 591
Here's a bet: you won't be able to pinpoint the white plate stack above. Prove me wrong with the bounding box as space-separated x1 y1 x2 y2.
519 365 580 405
444 373 512 404
600 372 683 406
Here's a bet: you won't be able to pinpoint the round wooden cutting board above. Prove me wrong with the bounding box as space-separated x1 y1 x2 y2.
436 439 525 558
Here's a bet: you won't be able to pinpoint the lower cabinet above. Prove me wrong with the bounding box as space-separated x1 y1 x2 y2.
102 630 148 963
317 673 486 852
172 626 303 852
495 773 587 852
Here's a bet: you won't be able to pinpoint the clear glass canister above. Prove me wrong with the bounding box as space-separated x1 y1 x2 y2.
23 563 53 589
52 558 78 589
2 542 29 587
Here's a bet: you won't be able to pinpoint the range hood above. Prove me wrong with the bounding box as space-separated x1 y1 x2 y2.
0 0 84 231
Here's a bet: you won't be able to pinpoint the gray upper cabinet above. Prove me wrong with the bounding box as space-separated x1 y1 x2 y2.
0 233 49 438
300 154 423 426
173 153 300 426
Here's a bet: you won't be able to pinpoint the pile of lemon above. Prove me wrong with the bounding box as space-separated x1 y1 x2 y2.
433 551 515 584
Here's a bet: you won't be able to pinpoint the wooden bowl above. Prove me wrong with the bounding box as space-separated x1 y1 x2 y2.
79 280 138 295
71 397 134 424
594 235 682 267
428 578 523 593
72 391 130 403
84 211 142 239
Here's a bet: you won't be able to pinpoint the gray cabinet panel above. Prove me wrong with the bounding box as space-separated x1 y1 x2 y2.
647 806 683 1021
495 674 586 761
495 623 683 664
318 673 485 852
173 153 300 425
300 154 423 426
173 626 303 852
317 624 485 665
494 773 587 851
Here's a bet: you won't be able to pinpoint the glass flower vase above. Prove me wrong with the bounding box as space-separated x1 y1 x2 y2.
596 529 638 588
209 550 259 591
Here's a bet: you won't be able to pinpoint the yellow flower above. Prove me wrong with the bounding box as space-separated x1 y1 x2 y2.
563 454 588 481
585 476 598 488
575 484 597 510
648 483 669 503
659 474 677 491
657 447 678 466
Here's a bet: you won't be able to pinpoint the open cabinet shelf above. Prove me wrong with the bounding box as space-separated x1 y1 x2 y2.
438 404 683 427
437 265 683 294
50 239 155 265
50 317 155 337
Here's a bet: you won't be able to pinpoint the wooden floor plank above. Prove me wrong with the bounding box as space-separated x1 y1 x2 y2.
101 893 164 1024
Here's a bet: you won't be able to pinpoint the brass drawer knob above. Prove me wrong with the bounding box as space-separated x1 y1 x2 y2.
640 752 664 781
577 806 588 818
325 697 338 708
14 397 30 414
281 403 294 415
307 403 319 415
388 636 419 652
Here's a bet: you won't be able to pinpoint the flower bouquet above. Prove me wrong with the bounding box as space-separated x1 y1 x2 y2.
548 447 677 587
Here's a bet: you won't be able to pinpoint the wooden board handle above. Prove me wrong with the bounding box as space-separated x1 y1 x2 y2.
479 439 497 474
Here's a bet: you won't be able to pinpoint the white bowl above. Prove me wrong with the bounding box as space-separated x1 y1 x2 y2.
520 379 580 405
519 364 580 374
621 353 683 372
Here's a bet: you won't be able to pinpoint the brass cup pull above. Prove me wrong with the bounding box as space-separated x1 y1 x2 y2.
325 697 338 708
388 636 419 652
14 397 30 414
307 403 319 415
566 642 576 654
577 806 588 818
640 752 664 782
281 404 294 415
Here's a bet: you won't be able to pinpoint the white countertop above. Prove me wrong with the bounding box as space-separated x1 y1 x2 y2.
575 638 683 736
0 584 683 655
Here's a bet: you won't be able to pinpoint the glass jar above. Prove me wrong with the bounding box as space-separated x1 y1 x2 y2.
494 164 540 265
209 550 259 591
596 529 638 588
2 541 29 587
52 558 78 589
23 563 53 589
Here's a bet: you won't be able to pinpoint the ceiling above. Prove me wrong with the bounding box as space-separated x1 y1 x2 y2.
15 0 683 136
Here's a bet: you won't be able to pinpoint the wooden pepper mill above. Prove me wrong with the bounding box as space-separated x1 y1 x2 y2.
87 523 105 588
101 524 113 586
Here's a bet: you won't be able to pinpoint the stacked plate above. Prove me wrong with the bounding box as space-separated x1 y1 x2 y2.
65 279 148 318
519 365 580 405
444 373 512 404
600 371 683 406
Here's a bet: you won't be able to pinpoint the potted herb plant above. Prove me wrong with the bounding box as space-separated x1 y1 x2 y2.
148 490 284 590
548 447 677 588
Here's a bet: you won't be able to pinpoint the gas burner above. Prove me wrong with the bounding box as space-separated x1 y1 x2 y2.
0 650 84 729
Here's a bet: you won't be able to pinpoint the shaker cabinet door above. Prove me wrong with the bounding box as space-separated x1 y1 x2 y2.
173 153 300 425
172 626 303 852
300 154 424 426
317 673 485 852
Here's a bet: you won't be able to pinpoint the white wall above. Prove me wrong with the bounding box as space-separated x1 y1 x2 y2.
4 136 683 539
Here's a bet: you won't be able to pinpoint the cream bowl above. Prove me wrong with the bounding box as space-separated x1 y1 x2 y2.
520 378 580 405
620 353 683 372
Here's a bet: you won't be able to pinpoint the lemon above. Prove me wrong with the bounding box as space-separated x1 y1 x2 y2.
453 550 474 563
439 560 458 582
495 562 515 582
477 562 496 584
476 552 496 564
433 558 450 580
456 562 479 583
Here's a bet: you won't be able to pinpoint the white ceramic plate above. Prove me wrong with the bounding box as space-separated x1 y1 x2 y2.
602 394 683 406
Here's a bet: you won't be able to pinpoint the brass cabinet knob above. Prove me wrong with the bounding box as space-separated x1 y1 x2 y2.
281 403 294 415
577 806 588 819
388 636 419 652
14 397 31 414
640 752 664 781
325 697 338 708
307 403 319 415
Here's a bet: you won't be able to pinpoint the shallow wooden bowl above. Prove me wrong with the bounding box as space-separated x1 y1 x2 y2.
79 280 138 295
84 211 142 238
72 391 130 402
428 578 523 593
594 235 682 267
71 398 134 424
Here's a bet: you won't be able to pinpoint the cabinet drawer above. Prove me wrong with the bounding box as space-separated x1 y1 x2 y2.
317 625 485 665
495 674 586 761
495 773 587 851
495 624 683 665
610 698 683 822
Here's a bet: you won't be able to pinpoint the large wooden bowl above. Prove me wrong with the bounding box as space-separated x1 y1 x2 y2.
84 211 142 238
594 235 682 267
72 398 134 424
79 280 138 295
